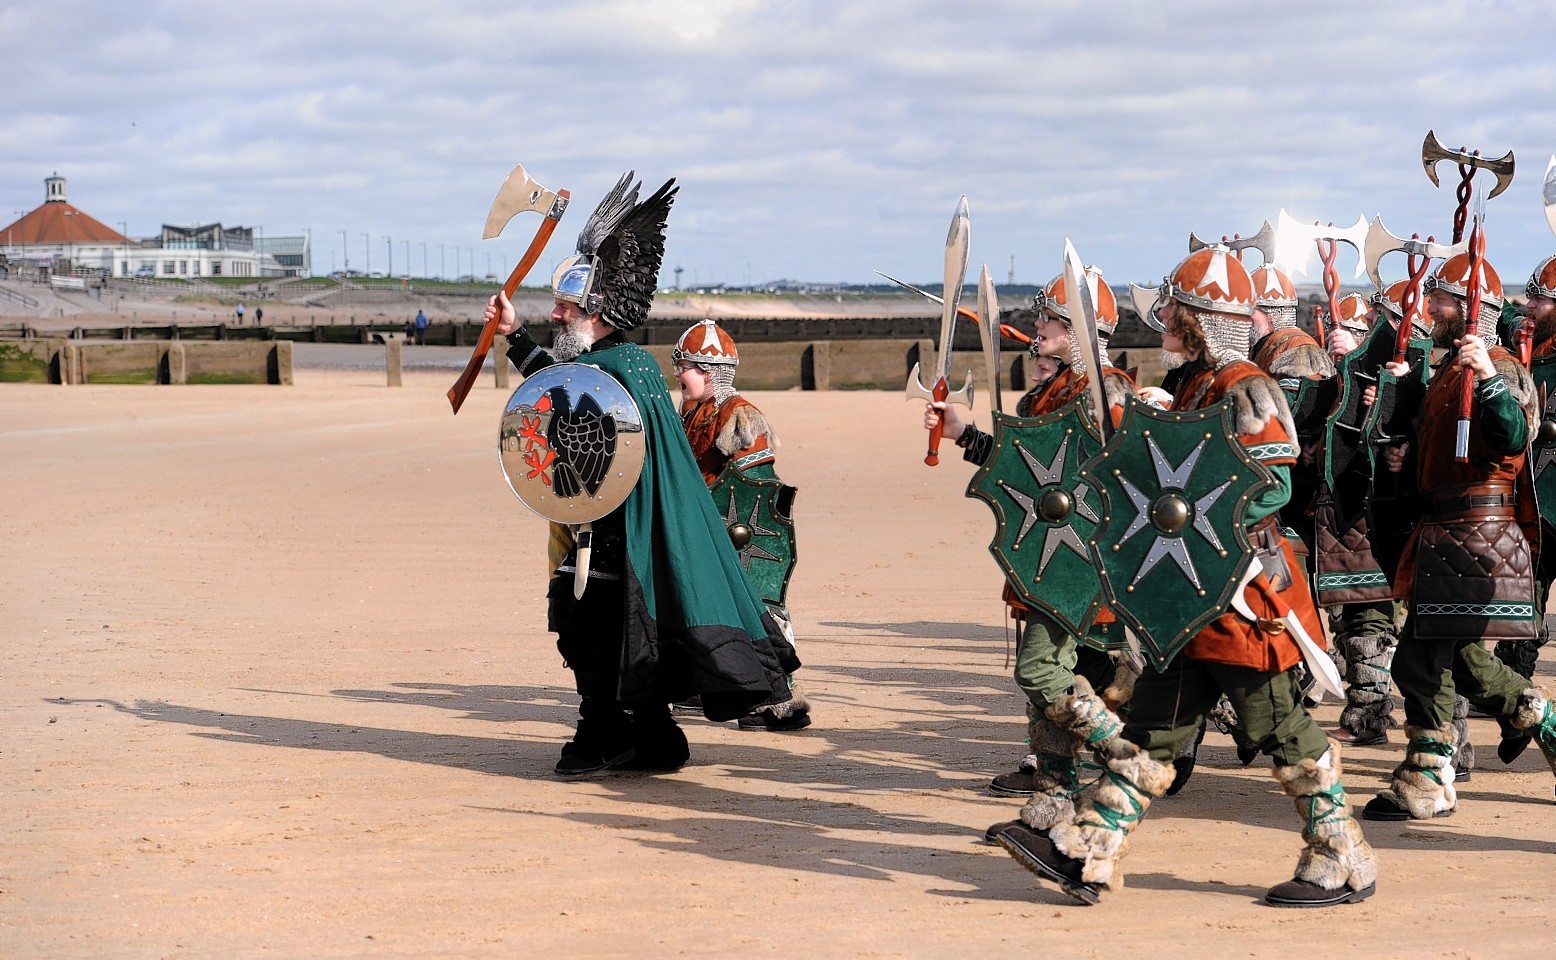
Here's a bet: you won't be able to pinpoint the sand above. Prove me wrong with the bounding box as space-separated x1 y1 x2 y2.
3 357 1554 959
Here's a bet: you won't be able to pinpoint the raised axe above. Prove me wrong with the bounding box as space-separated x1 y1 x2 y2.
1422 130 1515 244
446 164 570 414
1188 220 1275 265
1271 209 1368 279
906 196 974 466
1362 215 1468 363
873 269 1032 347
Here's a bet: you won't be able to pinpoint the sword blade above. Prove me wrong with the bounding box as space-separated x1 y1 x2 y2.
937 197 971 385
977 265 1002 414
1063 239 1111 439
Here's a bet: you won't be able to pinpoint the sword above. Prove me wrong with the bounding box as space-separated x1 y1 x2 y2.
905 197 974 466
976 265 1002 414
1062 239 1111 440
447 164 570 414
874 270 1031 346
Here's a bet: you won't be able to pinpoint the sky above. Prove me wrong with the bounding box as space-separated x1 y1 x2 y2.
3 0 1553 291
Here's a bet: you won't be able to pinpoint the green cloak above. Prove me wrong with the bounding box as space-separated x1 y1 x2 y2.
552 336 797 720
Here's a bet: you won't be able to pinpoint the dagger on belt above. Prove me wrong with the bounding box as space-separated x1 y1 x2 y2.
905 196 974 466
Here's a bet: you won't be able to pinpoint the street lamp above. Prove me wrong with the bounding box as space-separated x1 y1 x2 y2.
402 239 410 279
420 242 427 279
362 232 370 276
118 220 129 276
383 235 393 278
439 243 445 280
339 229 348 274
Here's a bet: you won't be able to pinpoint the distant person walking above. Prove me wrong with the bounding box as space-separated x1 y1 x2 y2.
254 306 263 327
235 303 246 324
414 309 429 345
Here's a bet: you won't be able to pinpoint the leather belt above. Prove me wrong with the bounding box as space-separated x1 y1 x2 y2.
1424 484 1516 520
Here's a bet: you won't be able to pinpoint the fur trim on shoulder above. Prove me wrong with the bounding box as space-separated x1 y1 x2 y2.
1224 367 1298 444
1492 354 1537 415
1270 342 1335 380
1102 369 1136 411
714 402 775 456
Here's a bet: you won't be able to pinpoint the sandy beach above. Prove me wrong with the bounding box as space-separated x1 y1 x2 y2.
3 357 1554 959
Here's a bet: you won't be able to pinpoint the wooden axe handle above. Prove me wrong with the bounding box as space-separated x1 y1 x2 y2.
446 188 570 414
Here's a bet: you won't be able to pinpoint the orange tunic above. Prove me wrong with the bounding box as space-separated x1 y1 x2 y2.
679 395 774 486
1171 360 1322 671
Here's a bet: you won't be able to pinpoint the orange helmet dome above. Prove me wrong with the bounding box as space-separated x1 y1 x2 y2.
1371 279 1411 318
1428 252 1504 309
1165 246 1254 316
1527 254 1556 300
1250 263 1298 308
672 319 739 366
1035 265 1120 333
1332 293 1371 335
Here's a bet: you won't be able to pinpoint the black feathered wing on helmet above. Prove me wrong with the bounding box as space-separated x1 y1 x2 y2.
570 172 678 332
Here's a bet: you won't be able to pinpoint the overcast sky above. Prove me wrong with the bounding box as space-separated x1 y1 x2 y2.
3 0 1552 291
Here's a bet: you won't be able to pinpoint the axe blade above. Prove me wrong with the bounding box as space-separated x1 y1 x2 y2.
1273 210 1369 279
1190 221 1275 264
1363 215 1468 290
483 163 560 240
1544 155 1556 237
1421 129 1516 199
1128 281 1164 332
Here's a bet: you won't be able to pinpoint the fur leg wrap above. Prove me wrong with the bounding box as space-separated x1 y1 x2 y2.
1046 676 1124 756
1274 742 1379 893
1451 695 1475 775
1510 688 1556 776
1374 725 1458 818
1018 713 1081 831
1336 626 1397 738
1099 648 1143 712
1495 639 1543 681
1209 693 1259 755
1048 738 1173 891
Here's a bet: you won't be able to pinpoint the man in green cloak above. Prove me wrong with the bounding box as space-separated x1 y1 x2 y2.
484 173 797 778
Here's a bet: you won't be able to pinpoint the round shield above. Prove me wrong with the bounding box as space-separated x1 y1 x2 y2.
499 363 645 523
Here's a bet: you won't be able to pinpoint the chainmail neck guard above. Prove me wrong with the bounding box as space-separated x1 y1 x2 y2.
1265 305 1298 330
1196 308 1252 369
703 362 739 407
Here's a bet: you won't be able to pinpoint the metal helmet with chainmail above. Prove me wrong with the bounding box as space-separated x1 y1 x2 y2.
1033 266 1118 371
1161 245 1255 368
673 319 741 406
1426 252 1504 347
550 172 678 331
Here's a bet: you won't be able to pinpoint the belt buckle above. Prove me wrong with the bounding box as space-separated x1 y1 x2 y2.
1257 617 1287 635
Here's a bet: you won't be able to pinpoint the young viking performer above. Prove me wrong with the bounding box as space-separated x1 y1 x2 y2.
1364 253 1556 819
1205 264 1339 763
671 319 811 731
927 269 1143 825
486 174 797 777
1311 292 1404 749
994 246 1379 908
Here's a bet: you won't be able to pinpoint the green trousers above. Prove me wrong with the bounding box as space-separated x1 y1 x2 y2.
1393 616 1530 728
1122 656 1331 766
1013 608 1115 711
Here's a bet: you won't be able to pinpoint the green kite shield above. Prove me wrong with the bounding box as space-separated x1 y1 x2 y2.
1530 353 1556 529
708 463 798 609
1079 397 1275 670
966 396 1107 642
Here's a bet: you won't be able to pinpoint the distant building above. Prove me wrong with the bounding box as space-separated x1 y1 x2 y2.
0 174 309 278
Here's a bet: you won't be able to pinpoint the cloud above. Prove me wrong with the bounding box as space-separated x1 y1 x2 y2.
3 0 1553 288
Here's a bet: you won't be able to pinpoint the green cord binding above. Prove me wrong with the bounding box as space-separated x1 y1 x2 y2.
1402 735 1456 787
1297 780 1351 835
1086 769 1148 833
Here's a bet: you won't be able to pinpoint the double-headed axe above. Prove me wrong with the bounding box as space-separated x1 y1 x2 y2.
446 164 570 414
1545 155 1556 238
1188 220 1275 265
1362 215 1467 363
1271 209 1368 278
1421 130 1514 244
906 196 974 466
